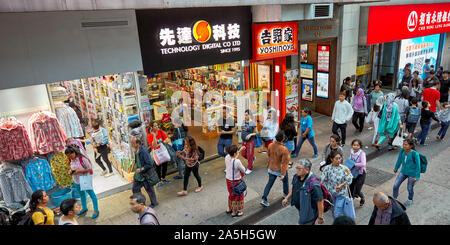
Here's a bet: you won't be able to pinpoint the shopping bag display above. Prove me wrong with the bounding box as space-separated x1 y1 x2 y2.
152 144 171 166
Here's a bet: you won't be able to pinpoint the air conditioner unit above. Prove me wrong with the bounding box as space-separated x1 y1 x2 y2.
305 3 333 20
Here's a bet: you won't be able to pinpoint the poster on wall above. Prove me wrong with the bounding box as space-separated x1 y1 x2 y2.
285 69 299 120
317 72 329 99
300 44 308 63
302 79 313 102
398 34 441 83
318 45 330 72
300 63 314 79
258 65 271 90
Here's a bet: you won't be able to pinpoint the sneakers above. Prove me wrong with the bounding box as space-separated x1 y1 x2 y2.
224 169 227 173
340 144 345 148
245 169 253 175
404 199 413 207
291 153 298 158
162 179 171 183
368 127 373 130
260 199 270 207
157 183 163 188
105 172 114 177
173 175 183 180
312 154 318 159
100 170 108 176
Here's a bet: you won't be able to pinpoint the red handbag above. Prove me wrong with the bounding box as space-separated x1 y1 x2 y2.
161 113 171 123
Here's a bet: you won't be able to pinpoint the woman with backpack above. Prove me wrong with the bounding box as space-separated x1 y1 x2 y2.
30 190 54 225
348 139 367 207
320 134 344 172
321 151 353 219
176 136 203 196
65 145 100 219
225 144 247 217
392 139 422 207
168 122 189 180
147 121 172 188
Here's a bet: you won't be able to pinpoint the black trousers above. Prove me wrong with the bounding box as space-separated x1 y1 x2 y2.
132 180 158 206
350 172 366 200
332 122 347 144
352 112 365 132
183 164 202 191
156 162 168 180
95 144 113 173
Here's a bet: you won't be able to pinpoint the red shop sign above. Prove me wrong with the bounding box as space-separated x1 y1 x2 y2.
252 22 298 61
367 3 450 45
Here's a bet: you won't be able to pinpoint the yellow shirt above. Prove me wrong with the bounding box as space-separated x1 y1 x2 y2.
32 207 55 225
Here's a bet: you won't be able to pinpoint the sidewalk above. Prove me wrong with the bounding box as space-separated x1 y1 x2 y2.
75 112 432 225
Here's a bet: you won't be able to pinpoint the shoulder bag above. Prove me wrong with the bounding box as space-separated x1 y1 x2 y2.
342 185 356 220
232 159 247 197
172 128 185 151
78 157 93 191
343 152 361 179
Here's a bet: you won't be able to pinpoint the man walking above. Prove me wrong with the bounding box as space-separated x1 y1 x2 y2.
282 159 324 225
129 193 160 225
261 131 290 207
331 92 353 147
440 71 449 103
130 136 158 208
422 81 441 113
217 106 236 158
368 192 411 225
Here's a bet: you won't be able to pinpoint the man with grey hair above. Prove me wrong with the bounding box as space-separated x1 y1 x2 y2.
369 192 411 225
282 159 324 225
129 193 159 225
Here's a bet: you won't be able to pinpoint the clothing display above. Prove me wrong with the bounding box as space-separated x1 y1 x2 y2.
24 157 56 192
55 105 84 138
49 152 73 188
0 162 33 206
28 111 67 155
0 117 34 162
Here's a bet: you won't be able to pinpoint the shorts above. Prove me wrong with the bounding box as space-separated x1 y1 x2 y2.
406 122 417 134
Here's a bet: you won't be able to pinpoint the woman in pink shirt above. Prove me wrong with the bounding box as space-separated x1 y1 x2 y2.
349 139 367 207
225 145 246 217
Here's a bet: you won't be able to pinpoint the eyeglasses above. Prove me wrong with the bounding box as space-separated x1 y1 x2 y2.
296 167 305 170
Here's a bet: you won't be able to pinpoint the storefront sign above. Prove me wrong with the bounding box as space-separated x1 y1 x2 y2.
252 22 298 61
367 3 450 45
317 45 330 72
302 79 313 102
299 19 338 42
300 63 314 79
316 72 329 99
136 7 251 74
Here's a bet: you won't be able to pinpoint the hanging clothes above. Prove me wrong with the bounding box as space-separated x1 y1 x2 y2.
55 105 84 138
0 162 33 206
49 152 73 188
24 158 56 192
28 111 67 155
0 117 34 162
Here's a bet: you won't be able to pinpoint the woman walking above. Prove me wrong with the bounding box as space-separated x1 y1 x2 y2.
147 121 172 187
320 134 344 172
394 87 410 125
239 110 257 174
177 136 203 196
409 78 423 101
83 119 114 177
348 139 367 207
65 145 100 219
375 93 403 150
168 122 189 180
30 190 55 225
352 88 368 133
393 139 421 207
259 109 278 153
280 113 298 167
321 151 353 219
292 108 318 158
225 145 247 217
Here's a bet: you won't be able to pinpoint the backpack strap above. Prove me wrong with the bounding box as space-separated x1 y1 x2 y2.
307 177 318 193
140 212 160 225
35 208 47 225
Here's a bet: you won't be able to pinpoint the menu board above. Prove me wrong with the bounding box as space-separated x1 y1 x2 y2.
302 79 313 102
318 45 330 72
317 72 329 99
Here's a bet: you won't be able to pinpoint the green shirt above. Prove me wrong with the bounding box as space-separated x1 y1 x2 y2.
134 152 145 182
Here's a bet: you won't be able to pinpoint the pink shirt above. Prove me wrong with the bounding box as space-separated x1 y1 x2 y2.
225 155 246 181
351 150 367 175
70 156 92 184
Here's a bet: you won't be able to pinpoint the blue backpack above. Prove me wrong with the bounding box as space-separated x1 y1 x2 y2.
407 106 420 123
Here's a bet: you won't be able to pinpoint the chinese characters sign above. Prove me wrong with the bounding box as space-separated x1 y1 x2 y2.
252 22 298 61
136 7 251 74
317 45 330 72
367 3 450 45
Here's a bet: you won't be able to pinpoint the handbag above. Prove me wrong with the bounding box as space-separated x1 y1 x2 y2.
78 157 93 191
392 130 404 147
164 142 177 163
232 159 247 197
172 128 184 151
254 133 263 148
142 167 160 186
343 152 361 179
342 186 356 220
152 143 171 166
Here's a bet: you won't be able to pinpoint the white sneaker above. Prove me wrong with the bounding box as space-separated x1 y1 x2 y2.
224 169 227 173
105 172 114 177
368 127 373 130
245 169 252 175
100 170 108 176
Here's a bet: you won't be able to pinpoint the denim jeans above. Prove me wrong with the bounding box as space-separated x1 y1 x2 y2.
293 136 318 156
284 140 295 152
262 172 289 202
438 121 450 139
73 182 98 212
393 172 416 201
218 138 233 157
332 195 346 219
417 123 431 145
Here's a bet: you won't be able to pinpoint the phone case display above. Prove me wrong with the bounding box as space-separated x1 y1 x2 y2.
0 117 34 161
28 111 67 155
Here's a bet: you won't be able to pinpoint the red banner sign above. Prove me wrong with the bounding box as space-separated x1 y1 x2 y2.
252 22 298 61
367 3 450 45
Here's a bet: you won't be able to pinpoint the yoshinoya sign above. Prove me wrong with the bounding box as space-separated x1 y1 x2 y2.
252 22 298 61
136 7 251 74
367 3 450 45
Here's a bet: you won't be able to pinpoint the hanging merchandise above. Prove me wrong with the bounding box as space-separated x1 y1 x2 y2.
55 104 84 139
24 157 56 192
0 117 34 162
0 162 33 206
49 152 73 188
28 111 67 155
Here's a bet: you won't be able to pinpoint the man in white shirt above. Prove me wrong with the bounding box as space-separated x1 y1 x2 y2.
331 92 354 147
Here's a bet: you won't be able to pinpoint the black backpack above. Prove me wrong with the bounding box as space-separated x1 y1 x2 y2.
18 208 47 225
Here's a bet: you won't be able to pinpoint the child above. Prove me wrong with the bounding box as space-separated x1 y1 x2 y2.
292 108 318 158
405 97 421 139
366 103 381 146
59 198 80 225
436 102 450 140
417 101 440 145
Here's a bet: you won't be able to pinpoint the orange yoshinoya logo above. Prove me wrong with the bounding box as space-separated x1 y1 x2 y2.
193 20 212 43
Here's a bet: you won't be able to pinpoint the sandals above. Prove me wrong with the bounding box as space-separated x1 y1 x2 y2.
195 186 204 193
177 191 188 196
232 211 244 217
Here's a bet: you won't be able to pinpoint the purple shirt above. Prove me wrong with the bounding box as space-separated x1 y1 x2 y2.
375 202 393 225
351 150 367 175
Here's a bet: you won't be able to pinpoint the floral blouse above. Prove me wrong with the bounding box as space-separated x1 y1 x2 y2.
321 164 353 197
179 145 199 168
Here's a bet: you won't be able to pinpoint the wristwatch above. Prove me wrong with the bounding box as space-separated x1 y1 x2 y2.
318 217 324 220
